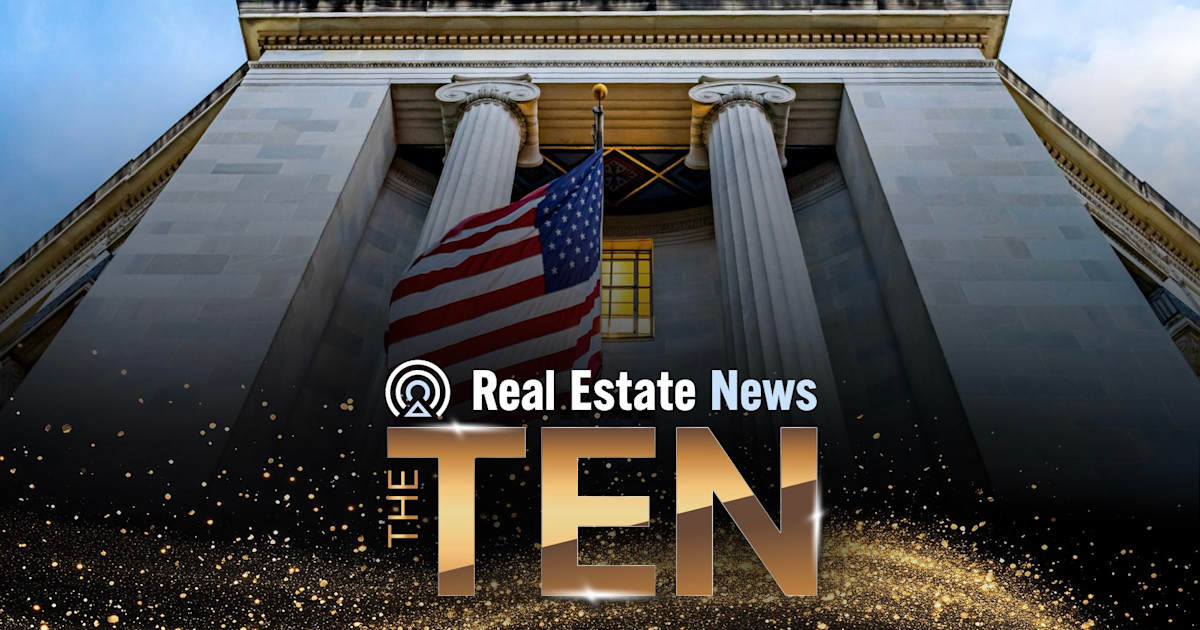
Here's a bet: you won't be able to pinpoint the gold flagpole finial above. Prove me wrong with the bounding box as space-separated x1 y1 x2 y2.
592 84 607 152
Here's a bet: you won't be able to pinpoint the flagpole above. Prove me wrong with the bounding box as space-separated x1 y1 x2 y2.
592 83 607 152
592 84 607 383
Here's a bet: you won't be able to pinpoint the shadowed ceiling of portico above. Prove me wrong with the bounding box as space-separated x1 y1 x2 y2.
392 83 844 148
402 145 835 214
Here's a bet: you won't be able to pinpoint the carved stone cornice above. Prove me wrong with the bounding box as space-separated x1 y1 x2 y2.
604 205 715 245
237 6 1011 59
251 58 996 71
251 32 993 54
1054 144 1200 291
997 60 1200 296
0 180 167 340
435 76 542 168
237 1 1014 13
384 158 438 203
685 78 795 170
0 65 248 344
787 160 846 210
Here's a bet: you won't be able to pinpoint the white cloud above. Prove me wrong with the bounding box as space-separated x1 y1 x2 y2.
1005 0 1200 217
1040 6 1200 146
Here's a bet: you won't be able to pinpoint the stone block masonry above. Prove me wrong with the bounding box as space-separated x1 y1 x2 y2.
837 81 1200 515
0 82 397 504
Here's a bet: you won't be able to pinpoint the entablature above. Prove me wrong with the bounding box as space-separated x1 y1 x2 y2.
237 4 1011 60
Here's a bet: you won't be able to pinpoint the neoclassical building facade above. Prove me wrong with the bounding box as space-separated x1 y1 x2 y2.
1 1 1197 513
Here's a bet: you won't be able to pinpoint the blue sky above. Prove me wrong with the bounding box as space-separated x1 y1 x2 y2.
1 0 1198 269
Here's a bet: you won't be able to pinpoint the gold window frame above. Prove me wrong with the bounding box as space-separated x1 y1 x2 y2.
600 238 654 341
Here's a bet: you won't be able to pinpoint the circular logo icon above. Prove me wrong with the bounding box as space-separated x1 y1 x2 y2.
385 360 451 419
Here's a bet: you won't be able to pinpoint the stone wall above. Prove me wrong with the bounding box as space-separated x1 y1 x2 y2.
247 160 433 476
0 82 396 503
837 81 1200 514
791 164 938 488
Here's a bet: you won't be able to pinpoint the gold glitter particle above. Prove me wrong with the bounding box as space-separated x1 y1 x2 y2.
0 512 1152 630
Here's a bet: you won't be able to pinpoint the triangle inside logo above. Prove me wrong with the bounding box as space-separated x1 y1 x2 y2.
404 399 433 418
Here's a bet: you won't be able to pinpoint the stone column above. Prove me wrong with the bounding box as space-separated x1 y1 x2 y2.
415 76 542 253
687 79 846 441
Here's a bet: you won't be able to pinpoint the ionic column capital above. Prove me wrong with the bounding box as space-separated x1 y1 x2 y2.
685 77 796 170
435 74 543 168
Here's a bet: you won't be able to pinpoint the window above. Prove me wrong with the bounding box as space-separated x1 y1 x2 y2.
600 240 653 340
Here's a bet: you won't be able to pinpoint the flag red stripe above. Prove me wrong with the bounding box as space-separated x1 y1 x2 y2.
387 154 604 422
419 281 601 367
391 236 541 301
388 275 545 342
441 185 548 240
448 315 601 402
412 207 537 265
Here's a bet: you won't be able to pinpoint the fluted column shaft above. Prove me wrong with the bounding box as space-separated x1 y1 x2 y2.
693 81 846 438
415 78 542 253
416 102 520 252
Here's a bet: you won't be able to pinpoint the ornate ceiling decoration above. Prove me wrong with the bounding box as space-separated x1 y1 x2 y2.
403 145 833 215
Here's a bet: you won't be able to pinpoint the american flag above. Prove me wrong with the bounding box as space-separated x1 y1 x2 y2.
387 151 605 406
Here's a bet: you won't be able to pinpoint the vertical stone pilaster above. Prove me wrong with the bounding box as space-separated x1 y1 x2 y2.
689 80 847 447
0 81 397 504
837 82 1200 513
414 77 542 254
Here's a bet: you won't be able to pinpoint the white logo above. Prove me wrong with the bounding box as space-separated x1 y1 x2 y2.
385 360 451 419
